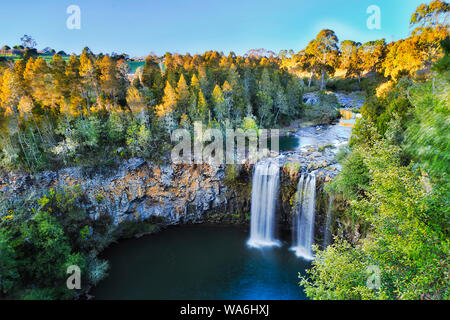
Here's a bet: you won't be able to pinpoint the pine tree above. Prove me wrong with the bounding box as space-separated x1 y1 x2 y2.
211 85 226 123
176 74 190 114
97 55 119 102
0 69 21 116
79 50 98 105
29 57 56 109
197 90 208 123
23 57 35 93
273 86 288 124
222 80 233 120
126 87 146 114
340 40 363 81
51 54 69 100
198 65 209 97
190 73 200 92
13 59 26 92
155 81 177 117
65 55 85 116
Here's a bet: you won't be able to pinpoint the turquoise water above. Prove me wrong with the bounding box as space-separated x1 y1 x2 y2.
127 61 145 74
92 225 310 300
279 135 300 151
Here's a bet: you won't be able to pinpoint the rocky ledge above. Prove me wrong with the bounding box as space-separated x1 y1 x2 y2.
0 159 251 226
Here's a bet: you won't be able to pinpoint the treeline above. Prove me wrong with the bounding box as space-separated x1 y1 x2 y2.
0 47 305 171
0 1 448 173
300 1 449 300
282 1 448 91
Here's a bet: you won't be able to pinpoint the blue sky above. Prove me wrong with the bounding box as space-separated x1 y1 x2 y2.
0 0 425 57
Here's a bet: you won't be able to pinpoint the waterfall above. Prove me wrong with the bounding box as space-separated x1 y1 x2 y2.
247 158 281 248
291 172 316 260
323 195 334 249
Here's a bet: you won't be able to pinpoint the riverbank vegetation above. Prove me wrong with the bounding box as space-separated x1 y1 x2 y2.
301 1 449 300
0 47 307 172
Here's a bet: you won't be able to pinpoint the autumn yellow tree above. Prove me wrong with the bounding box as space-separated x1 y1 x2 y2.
98 55 119 101
176 74 190 114
0 69 21 116
126 87 146 114
340 40 363 81
155 81 177 118
306 29 340 90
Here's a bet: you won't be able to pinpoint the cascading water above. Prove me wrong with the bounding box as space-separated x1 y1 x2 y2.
323 195 334 249
291 172 316 260
247 158 281 248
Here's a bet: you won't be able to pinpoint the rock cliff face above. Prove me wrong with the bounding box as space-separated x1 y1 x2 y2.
0 158 251 227
0 147 341 244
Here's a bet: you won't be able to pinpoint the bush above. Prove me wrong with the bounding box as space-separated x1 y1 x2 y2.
303 92 340 124
326 149 370 200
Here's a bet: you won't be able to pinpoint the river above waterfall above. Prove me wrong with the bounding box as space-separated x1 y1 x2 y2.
92 225 310 300
280 109 359 152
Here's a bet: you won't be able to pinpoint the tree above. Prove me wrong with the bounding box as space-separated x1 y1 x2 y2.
404 71 450 177
256 90 273 127
197 65 209 96
155 81 178 135
304 140 449 300
29 57 55 109
306 30 340 90
340 40 363 81
197 90 208 122
0 69 21 116
97 55 120 101
79 49 98 105
286 78 303 116
360 39 386 74
0 231 19 296
211 85 226 123
156 81 177 117
142 56 163 102
190 73 200 92
176 74 190 114
273 86 288 124
295 49 318 88
410 0 450 33
20 35 37 49
65 55 85 116
126 87 146 114
51 54 69 100
222 80 233 120
383 30 446 80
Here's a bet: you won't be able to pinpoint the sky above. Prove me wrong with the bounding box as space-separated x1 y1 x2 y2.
0 0 425 57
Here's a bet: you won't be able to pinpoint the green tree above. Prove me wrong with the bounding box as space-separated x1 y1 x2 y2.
306 29 340 90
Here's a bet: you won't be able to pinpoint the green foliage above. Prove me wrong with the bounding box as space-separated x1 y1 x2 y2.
326 78 361 92
309 25 450 298
116 219 159 239
300 240 388 300
404 71 450 177
326 149 370 200
303 92 340 124
0 230 19 295
16 210 77 290
0 186 111 299
305 141 449 300
126 117 152 157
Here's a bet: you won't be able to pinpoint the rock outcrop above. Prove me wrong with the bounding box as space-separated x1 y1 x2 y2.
0 158 251 226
